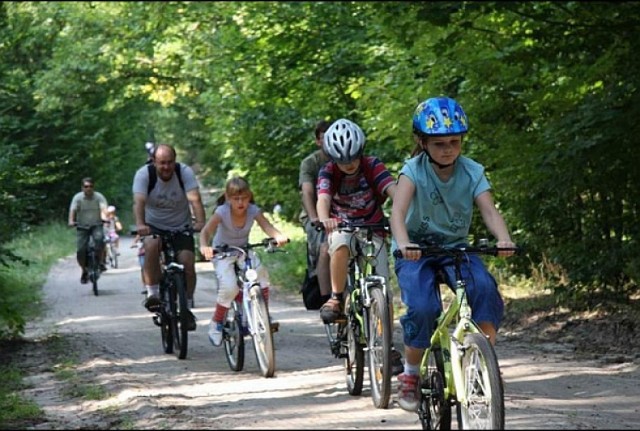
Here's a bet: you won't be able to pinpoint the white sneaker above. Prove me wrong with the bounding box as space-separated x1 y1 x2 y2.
208 320 223 347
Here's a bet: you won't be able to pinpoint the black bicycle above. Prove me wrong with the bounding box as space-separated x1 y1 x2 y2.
318 220 394 408
136 226 194 360
76 223 103 296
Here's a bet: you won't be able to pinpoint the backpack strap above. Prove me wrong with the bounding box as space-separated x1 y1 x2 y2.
147 162 184 195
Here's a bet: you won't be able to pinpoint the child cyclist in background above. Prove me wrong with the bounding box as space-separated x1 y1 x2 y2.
104 205 123 254
199 176 289 347
316 118 404 375
390 97 516 411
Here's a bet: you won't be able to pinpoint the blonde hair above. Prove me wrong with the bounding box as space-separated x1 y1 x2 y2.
216 176 254 205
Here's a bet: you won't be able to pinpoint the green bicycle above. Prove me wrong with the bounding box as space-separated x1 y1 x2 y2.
394 241 519 430
322 220 394 409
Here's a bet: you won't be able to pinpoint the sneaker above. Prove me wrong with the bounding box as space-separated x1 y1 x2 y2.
319 297 343 324
208 320 224 347
391 347 404 376
397 373 419 412
144 294 161 312
80 271 89 284
99 264 107 272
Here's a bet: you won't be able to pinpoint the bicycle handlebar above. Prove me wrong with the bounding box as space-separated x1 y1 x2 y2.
212 238 290 257
313 220 390 232
392 244 522 259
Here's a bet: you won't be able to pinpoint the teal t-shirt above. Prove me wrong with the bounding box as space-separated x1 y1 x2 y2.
391 153 490 251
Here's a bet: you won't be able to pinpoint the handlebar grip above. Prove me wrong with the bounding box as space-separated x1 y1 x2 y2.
393 249 402 258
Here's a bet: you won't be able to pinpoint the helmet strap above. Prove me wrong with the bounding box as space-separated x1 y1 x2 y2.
422 145 456 169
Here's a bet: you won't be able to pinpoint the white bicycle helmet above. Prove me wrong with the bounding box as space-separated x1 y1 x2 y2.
323 119 366 164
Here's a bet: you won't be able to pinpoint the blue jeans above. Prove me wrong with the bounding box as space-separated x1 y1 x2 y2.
395 254 504 349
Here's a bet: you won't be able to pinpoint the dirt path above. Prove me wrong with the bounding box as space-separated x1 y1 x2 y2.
16 235 640 429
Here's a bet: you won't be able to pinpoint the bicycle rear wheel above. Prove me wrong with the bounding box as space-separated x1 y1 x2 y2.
367 285 392 409
169 272 189 360
223 300 245 371
248 285 275 377
458 333 504 430
419 347 451 430
344 294 364 395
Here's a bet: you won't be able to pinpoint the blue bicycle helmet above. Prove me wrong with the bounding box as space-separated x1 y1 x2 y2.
412 97 468 137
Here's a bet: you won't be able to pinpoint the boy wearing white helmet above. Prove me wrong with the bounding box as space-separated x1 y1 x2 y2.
316 119 397 322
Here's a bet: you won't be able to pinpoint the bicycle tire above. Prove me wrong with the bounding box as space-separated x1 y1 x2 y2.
111 243 118 268
419 347 451 430
88 248 99 296
160 283 173 354
344 294 364 395
171 272 189 360
223 300 245 372
458 333 504 430
249 285 275 377
367 284 392 409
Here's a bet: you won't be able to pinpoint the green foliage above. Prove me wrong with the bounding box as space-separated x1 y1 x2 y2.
0 223 74 338
0 1 638 316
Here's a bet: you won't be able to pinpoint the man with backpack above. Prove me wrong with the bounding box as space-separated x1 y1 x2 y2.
298 119 333 310
132 143 206 331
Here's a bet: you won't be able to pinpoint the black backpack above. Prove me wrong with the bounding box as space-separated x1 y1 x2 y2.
300 269 323 310
147 163 184 195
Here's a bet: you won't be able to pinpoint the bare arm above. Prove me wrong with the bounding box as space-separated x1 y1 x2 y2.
198 213 221 260
389 175 421 260
255 212 288 246
301 182 319 222
133 193 149 236
186 189 206 232
475 191 516 256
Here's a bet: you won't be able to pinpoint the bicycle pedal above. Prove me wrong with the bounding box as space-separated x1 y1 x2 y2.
270 322 280 333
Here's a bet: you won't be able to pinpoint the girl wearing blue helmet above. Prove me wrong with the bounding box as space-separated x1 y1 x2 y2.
390 97 517 411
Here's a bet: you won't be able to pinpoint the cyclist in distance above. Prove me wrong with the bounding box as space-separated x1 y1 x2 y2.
298 119 333 304
315 119 404 373
104 205 123 255
68 177 109 284
199 176 289 347
390 96 516 411
132 143 206 329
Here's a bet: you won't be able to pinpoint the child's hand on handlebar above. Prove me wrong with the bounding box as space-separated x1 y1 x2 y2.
398 243 422 261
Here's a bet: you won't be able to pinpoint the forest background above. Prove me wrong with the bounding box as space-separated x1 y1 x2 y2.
1 1 639 337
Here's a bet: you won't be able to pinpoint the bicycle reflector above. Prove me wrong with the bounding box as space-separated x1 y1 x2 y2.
246 269 258 282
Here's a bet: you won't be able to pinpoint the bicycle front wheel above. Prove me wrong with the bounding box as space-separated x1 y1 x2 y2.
223 300 245 372
88 250 99 296
160 283 173 354
169 272 189 360
248 285 275 377
110 243 118 268
458 333 504 430
367 285 392 409
344 294 364 395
